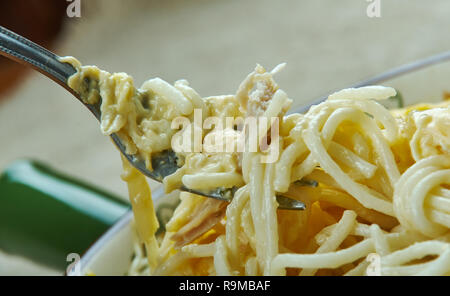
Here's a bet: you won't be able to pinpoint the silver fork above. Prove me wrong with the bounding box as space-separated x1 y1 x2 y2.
0 25 306 210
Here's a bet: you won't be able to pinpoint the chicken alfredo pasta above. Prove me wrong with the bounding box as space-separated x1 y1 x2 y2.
64 57 450 276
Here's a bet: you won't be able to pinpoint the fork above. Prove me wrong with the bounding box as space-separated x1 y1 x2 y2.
0 25 305 210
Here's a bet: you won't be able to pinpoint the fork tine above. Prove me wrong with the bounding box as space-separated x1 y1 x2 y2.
180 185 306 210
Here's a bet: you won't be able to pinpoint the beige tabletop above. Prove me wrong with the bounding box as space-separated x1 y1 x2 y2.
1 0 449 275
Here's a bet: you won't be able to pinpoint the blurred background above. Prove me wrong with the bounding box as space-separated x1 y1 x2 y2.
0 0 449 275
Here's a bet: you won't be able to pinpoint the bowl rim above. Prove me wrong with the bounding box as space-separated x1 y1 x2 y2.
70 50 450 276
292 50 450 113
68 186 166 276
73 211 133 276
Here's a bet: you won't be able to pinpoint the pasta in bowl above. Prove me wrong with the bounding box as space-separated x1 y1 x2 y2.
68 56 450 276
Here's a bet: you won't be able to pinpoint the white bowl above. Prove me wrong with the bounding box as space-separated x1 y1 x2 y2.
69 51 450 276
70 186 179 276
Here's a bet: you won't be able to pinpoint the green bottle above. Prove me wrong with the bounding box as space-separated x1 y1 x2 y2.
0 159 130 270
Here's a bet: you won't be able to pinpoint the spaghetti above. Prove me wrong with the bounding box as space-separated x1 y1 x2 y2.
65 59 450 276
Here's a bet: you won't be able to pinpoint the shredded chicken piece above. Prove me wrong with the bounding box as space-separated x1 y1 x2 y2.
170 198 227 248
236 64 279 116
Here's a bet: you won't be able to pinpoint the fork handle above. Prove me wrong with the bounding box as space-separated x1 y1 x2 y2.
0 25 76 93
